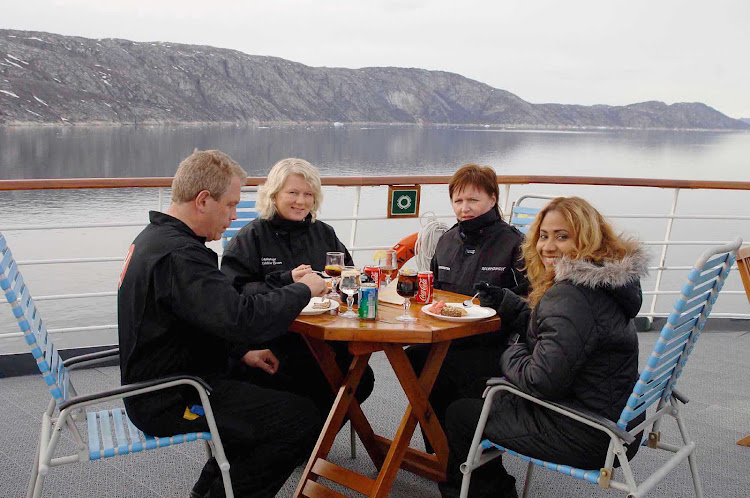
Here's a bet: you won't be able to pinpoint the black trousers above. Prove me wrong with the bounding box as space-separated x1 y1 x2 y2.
405 341 506 453
231 333 375 418
125 376 321 498
438 394 642 498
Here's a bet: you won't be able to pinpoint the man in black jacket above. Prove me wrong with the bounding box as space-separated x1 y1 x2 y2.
118 149 327 498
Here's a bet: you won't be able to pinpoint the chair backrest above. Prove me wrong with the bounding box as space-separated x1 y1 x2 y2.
221 199 257 248
509 194 556 234
0 233 71 406
617 238 742 429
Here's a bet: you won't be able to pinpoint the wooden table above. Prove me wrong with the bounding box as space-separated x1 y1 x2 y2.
290 289 500 497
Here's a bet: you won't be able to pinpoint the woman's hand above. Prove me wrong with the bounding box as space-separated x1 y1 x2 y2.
241 349 279 375
291 264 313 282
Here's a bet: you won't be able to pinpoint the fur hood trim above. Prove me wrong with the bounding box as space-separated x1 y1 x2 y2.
554 243 650 289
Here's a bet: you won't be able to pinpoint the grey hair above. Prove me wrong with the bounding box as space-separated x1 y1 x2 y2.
257 158 323 221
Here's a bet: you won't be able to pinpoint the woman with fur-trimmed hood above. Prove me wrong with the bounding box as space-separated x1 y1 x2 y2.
439 197 650 498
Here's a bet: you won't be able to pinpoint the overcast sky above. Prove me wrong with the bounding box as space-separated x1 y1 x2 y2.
3 0 749 118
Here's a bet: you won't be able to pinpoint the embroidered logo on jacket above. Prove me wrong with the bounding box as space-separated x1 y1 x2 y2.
481 266 506 272
261 257 284 266
438 265 451 271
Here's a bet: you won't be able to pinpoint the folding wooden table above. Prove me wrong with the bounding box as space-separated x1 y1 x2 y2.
290 290 500 497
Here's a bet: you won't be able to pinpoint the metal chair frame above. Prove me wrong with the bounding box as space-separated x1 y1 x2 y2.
0 232 234 498
459 238 742 498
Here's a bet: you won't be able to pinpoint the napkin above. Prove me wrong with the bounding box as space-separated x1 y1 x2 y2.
378 279 405 305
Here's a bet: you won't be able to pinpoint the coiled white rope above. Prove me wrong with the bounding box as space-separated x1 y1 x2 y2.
414 211 450 271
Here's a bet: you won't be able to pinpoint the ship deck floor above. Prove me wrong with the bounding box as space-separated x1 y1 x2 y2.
1 330 749 497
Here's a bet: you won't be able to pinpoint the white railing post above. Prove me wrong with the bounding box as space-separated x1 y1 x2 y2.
158 188 164 212
349 186 362 251
648 188 681 323
501 184 511 222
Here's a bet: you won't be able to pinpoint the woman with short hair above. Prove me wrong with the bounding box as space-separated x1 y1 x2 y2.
406 163 529 452
221 157 374 419
439 196 648 498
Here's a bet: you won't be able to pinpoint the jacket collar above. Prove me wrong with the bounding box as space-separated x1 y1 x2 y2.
458 208 501 242
269 213 313 233
149 211 206 243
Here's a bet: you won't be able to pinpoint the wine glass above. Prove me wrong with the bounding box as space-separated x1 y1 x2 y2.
395 268 418 322
339 266 361 318
378 249 398 286
324 252 344 299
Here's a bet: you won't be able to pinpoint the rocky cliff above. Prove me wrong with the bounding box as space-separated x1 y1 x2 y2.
1 29 747 129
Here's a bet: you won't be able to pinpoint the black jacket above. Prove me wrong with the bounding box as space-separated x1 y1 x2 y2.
431 208 528 346
118 211 311 387
221 214 353 350
221 214 353 296
431 208 528 296
498 243 650 421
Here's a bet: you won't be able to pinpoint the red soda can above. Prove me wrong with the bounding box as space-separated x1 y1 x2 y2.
363 265 381 289
416 270 434 304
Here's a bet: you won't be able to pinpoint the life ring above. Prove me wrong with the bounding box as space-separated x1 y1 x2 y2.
391 232 418 268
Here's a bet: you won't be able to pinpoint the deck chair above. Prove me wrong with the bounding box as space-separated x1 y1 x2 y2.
459 238 743 498
0 233 234 498
508 194 556 234
222 199 257 248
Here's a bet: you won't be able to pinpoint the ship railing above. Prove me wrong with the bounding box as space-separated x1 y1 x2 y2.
0 175 748 347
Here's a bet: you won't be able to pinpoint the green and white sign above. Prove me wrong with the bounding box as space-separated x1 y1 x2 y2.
387 185 421 218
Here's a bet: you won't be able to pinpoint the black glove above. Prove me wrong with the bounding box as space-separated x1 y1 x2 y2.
474 281 507 310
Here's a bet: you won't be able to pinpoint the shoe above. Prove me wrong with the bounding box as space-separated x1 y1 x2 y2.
189 458 220 498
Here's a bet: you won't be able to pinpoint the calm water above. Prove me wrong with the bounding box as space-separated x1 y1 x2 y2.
1 125 749 355
1 124 749 180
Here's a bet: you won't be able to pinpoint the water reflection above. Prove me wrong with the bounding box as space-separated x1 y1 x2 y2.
1 124 747 180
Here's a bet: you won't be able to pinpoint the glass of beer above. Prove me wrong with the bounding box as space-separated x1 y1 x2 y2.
395 267 418 322
325 251 344 299
339 266 361 318
378 249 398 286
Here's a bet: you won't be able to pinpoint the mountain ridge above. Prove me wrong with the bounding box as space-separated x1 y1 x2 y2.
1 29 748 130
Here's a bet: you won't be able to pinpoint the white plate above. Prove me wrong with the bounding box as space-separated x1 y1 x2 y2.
421 302 497 322
300 298 340 315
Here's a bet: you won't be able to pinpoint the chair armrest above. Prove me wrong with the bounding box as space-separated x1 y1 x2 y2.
485 377 636 445
58 375 212 412
63 348 120 370
671 387 689 405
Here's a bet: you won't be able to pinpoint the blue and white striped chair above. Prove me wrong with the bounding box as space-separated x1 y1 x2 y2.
221 199 257 248
460 238 742 498
0 233 234 498
508 194 556 234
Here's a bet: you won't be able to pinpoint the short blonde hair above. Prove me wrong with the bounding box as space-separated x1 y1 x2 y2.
171 149 247 203
523 196 638 307
257 158 323 221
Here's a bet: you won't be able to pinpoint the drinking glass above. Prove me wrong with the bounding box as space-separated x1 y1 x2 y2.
395 268 418 322
324 252 345 299
339 266 361 318
378 249 398 286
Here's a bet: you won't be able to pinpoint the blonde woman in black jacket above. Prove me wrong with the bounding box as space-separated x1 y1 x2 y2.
439 196 649 498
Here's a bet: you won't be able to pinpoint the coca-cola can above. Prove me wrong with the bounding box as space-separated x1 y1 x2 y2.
416 270 434 304
363 266 381 289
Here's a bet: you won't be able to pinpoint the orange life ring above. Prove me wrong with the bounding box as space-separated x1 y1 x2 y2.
392 232 418 269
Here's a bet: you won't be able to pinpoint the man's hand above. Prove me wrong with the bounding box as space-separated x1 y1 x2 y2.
291 264 313 283
241 349 279 375
299 273 327 297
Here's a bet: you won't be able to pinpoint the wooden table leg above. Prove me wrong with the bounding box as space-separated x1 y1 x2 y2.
294 351 371 497
365 342 450 496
